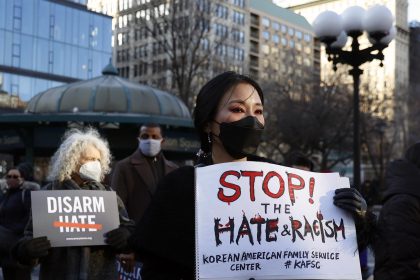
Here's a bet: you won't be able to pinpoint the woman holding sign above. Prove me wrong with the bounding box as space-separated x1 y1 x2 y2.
12 128 135 280
130 71 370 279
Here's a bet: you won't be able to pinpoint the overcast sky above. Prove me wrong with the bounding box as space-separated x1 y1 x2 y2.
408 0 419 22
274 0 420 22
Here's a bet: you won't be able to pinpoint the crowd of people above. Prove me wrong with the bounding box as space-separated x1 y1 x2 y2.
0 71 418 279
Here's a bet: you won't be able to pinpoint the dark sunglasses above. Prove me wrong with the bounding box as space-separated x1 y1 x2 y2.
6 175 20 179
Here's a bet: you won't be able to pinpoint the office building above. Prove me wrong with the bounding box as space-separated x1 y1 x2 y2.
275 0 410 154
249 0 319 84
0 0 112 104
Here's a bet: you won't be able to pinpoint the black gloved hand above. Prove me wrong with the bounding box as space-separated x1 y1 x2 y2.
18 236 51 262
333 188 367 218
104 227 131 252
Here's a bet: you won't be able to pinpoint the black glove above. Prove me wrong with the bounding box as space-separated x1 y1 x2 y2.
17 236 51 263
104 227 131 252
333 188 367 218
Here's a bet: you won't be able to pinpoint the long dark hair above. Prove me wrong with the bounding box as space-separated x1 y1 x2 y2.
193 71 264 154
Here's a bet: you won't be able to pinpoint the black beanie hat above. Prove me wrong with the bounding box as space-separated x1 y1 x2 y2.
17 162 34 181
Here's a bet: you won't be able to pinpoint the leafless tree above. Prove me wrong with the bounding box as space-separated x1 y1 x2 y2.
259 63 354 170
133 0 242 108
359 81 409 192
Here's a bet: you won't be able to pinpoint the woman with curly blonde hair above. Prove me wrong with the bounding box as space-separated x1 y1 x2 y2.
13 127 135 280
48 127 111 183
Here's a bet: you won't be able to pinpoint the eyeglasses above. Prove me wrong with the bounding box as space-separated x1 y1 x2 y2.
6 175 20 179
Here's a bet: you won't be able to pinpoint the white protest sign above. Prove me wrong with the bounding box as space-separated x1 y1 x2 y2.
31 190 120 247
195 161 361 280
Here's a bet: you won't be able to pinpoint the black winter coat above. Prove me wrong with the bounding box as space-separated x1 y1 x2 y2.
131 156 376 280
374 159 420 280
13 179 135 280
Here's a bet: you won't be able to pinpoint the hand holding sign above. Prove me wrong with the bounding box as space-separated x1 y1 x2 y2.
31 190 120 247
333 188 367 218
104 227 131 252
17 236 51 263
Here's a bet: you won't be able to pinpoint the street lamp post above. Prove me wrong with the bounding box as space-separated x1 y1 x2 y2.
312 5 395 188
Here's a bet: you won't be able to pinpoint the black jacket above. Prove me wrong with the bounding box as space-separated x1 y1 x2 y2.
129 156 288 280
14 179 135 280
374 159 420 280
0 186 31 234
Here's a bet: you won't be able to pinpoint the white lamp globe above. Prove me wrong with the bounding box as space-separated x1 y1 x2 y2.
341 6 365 34
312 11 342 40
363 5 394 34
330 31 348 49
380 26 396 45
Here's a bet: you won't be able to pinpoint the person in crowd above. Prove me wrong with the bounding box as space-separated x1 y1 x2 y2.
129 71 369 279
111 123 178 223
16 162 36 183
0 165 40 280
12 127 135 280
284 150 315 171
111 123 178 272
373 142 420 280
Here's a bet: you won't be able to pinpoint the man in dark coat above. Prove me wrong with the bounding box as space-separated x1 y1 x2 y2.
111 123 178 224
373 142 420 280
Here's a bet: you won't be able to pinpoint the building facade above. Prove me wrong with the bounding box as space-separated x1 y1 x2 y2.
93 0 318 109
109 0 248 106
0 0 112 104
408 21 420 144
273 0 410 181
276 0 410 135
248 0 318 84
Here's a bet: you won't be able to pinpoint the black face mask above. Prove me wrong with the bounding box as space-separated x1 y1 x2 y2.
216 116 264 159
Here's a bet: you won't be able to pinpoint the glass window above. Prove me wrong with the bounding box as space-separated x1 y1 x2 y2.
54 4 66 42
64 8 73 44
281 24 287 33
281 37 287 46
289 39 295 48
216 4 228 19
3 31 12 65
288 27 294 36
35 38 49 73
17 76 31 101
233 0 245 8
102 17 112 53
262 17 270 27
0 0 5 29
72 10 80 45
0 30 4 64
262 44 269 54
62 44 72 77
53 42 65 76
21 1 34 35
13 5 22 31
262 31 270 40
37 1 50 39
272 22 280 31
20 35 33 70
4 0 13 31
296 30 302 39
12 44 20 66
78 48 89 79
304 33 312 42
233 11 245 25
272 34 279 44
78 12 89 48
